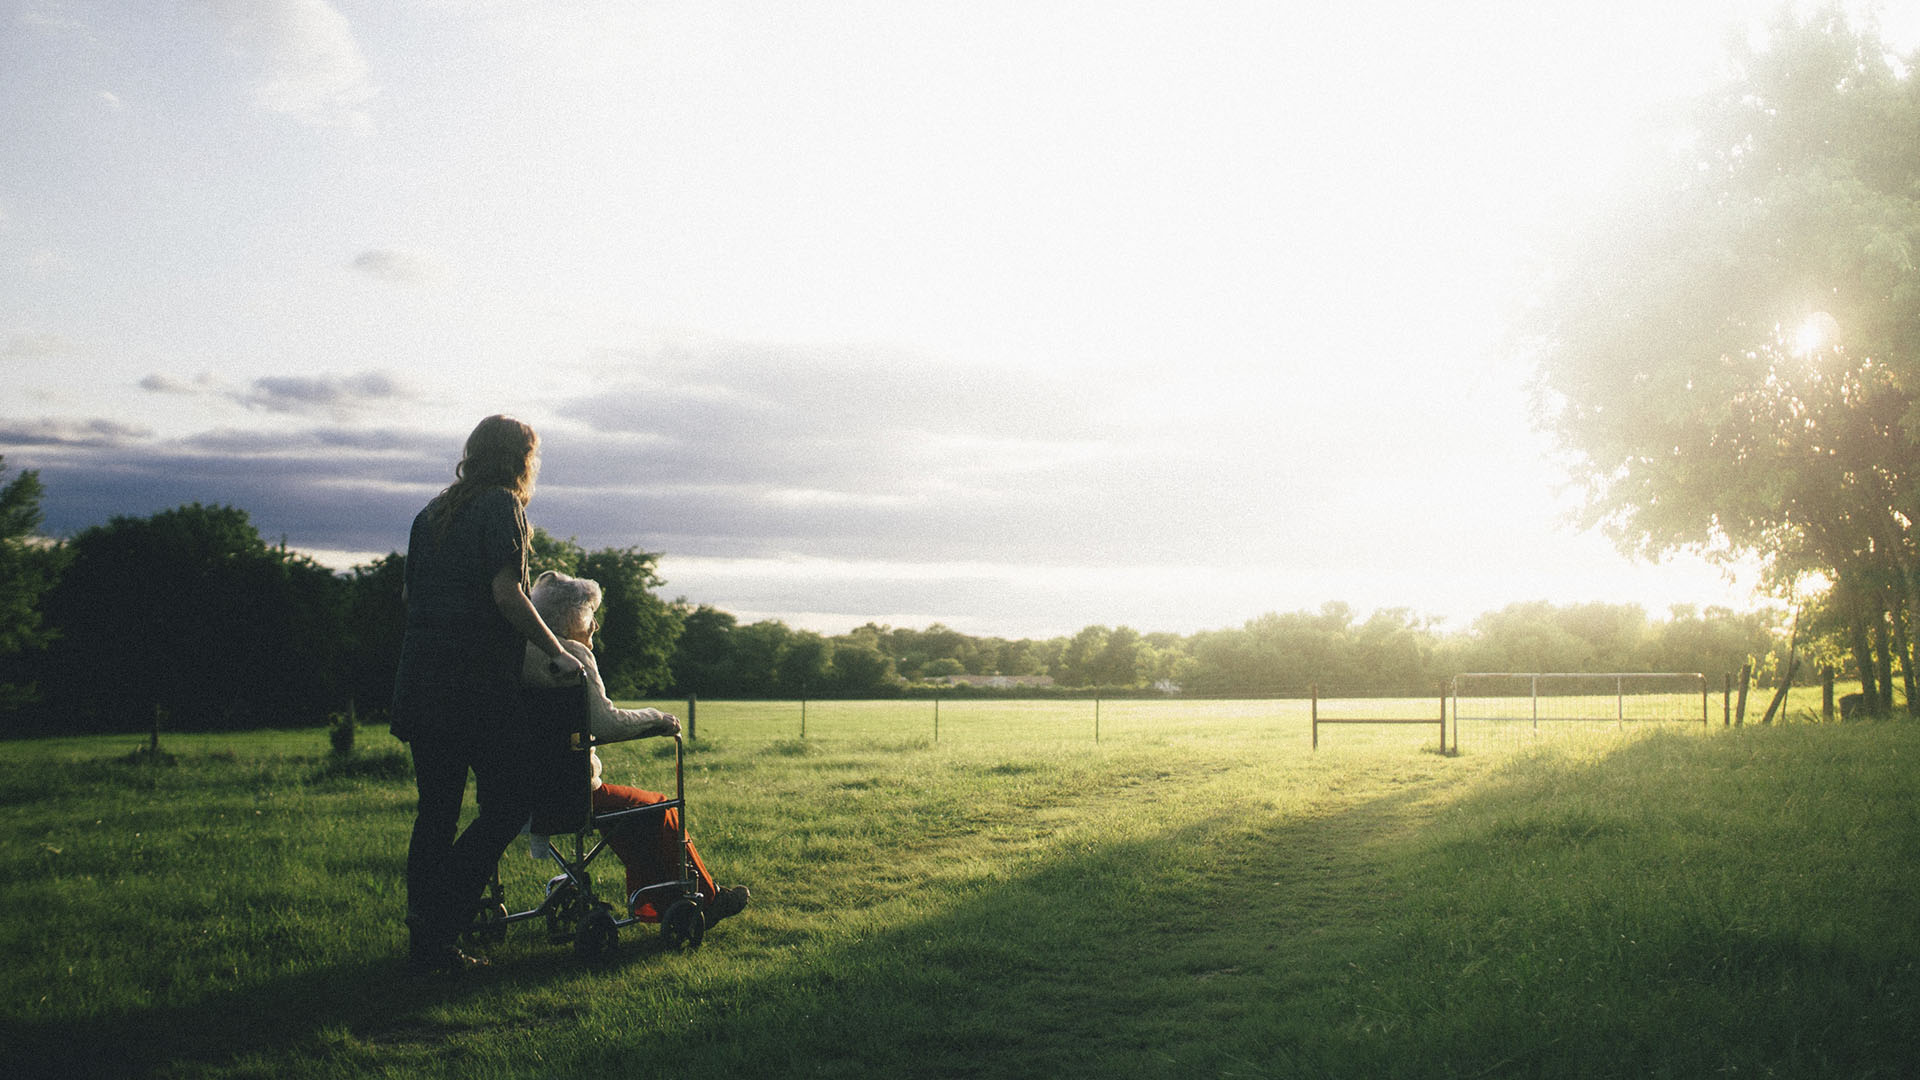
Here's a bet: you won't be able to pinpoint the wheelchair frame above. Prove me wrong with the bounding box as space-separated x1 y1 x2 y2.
468 682 709 958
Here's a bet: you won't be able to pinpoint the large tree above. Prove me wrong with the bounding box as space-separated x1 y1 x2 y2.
0 459 71 710
1522 8 1920 713
39 503 347 730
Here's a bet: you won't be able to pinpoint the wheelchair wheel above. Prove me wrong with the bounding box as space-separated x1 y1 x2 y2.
661 900 706 950
545 878 584 943
466 901 509 946
575 906 618 960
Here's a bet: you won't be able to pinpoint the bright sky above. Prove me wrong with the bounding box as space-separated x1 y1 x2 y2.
4 1 1914 639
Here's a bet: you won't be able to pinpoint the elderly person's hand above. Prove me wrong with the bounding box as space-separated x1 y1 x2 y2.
645 713 681 737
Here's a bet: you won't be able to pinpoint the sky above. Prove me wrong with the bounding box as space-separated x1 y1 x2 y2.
4 1 1915 640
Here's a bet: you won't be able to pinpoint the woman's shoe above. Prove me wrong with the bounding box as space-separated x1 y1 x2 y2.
406 944 490 975
711 885 751 923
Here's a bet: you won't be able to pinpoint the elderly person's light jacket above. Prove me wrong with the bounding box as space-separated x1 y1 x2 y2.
521 571 675 792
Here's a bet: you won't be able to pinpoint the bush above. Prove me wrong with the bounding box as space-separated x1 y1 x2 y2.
328 711 356 758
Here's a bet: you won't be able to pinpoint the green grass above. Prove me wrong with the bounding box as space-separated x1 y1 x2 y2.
2 700 1915 1078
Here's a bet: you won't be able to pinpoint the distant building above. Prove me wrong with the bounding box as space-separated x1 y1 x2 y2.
932 674 1056 689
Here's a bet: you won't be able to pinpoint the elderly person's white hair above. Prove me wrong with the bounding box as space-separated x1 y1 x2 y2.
531 570 602 639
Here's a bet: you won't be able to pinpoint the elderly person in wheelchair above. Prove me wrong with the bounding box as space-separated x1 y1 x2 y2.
521 570 750 926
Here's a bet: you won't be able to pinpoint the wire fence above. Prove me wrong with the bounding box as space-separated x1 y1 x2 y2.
618 680 1761 756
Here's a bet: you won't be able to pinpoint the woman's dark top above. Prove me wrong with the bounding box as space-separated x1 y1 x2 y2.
390 486 530 742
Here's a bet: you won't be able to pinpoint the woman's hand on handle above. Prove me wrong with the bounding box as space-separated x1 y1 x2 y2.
547 652 586 680
493 564 583 675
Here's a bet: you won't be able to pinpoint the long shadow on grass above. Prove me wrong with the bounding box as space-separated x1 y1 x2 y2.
2 917 685 1078
546 732 1918 1079
543 779 1455 1079
20 732 1910 1078
3 773 1441 1079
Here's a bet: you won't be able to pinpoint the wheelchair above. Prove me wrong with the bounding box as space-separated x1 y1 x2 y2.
467 681 711 958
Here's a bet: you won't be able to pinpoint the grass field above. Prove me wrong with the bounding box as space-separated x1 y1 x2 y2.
2 695 1915 1078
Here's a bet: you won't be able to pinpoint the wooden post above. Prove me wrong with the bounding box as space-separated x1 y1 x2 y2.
1760 656 1796 725
1439 685 1448 753
1723 673 1732 727
1311 684 1318 750
800 698 807 739
1736 663 1751 725
687 693 697 741
1821 666 1835 722
1094 696 1101 743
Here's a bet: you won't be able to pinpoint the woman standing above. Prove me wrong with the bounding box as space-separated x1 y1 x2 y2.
391 415 585 973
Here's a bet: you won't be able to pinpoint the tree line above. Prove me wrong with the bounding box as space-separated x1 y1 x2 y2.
2 459 1807 734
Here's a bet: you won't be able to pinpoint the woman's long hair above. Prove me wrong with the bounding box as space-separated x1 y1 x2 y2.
425 414 540 539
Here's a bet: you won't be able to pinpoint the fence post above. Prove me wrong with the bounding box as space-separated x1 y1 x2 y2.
1094 696 1101 743
800 698 807 739
1310 684 1318 750
1438 685 1448 753
1449 677 1459 752
1736 664 1751 725
1821 666 1835 722
687 693 697 741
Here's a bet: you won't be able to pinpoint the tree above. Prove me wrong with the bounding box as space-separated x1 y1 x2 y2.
40 504 348 730
729 620 793 698
1058 625 1110 687
579 546 681 696
0 460 71 710
775 630 832 696
827 638 896 693
1521 9 1920 712
670 603 738 697
1091 625 1142 687
344 553 406 719
828 624 897 692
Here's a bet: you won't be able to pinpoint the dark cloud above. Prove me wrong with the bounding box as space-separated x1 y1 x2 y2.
180 425 436 455
0 417 153 447
1 343 1319 588
5 421 443 556
138 373 217 395
240 372 404 415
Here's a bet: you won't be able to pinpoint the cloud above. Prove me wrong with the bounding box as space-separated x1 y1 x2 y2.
204 0 375 129
529 340 1332 570
9 422 447 552
350 248 442 283
4 332 82 360
238 371 404 415
139 372 220 395
179 425 435 455
0 417 153 447
556 341 1126 493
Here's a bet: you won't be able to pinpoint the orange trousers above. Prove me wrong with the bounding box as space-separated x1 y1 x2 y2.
591 782 718 920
